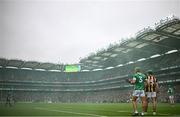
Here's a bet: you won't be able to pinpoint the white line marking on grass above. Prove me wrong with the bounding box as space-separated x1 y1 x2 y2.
158 113 170 116
117 110 129 112
35 107 102 117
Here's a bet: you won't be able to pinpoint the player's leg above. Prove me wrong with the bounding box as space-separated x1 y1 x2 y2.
144 92 149 113
150 92 157 115
144 99 148 112
132 90 138 113
169 96 172 104
141 96 146 115
132 96 138 115
172 96 175 104
152 97 157 115
144 98 149 114
140 90 146 116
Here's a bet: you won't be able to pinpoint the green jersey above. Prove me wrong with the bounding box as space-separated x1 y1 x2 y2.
132 72 146 90
168 87 174 96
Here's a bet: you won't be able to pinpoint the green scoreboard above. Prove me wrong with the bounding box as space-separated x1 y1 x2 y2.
65 65 81 72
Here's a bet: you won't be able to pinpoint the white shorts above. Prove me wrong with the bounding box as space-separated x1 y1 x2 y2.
146 92 156 98
133 90 145 97
169 95 174 99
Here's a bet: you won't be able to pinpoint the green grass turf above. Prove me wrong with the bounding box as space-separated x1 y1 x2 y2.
0 103 180 116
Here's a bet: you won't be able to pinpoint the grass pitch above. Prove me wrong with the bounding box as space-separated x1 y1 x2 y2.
0 103 180 116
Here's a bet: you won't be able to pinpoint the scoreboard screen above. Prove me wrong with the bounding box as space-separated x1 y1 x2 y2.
65 65 81 72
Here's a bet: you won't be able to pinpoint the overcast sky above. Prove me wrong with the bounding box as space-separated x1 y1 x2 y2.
0 0 179 64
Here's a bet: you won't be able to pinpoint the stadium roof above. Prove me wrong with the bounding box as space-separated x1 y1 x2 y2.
0 16 180 72
0 59 63 71
80 16 180 71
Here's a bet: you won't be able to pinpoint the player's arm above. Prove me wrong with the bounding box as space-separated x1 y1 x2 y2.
125 78 136 84
156 83 159 93
155 78 159 93
129 77 136 84
144 76 148 88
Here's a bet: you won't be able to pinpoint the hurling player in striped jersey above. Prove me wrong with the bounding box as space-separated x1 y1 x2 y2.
144 70 159 115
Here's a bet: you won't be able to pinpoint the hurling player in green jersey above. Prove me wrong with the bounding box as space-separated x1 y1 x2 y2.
128 67 147 116
167 85 175 105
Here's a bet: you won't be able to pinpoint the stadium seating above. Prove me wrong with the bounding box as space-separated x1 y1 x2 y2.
0 17 180 103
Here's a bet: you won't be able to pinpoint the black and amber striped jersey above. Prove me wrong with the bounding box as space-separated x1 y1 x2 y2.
145 75 157 92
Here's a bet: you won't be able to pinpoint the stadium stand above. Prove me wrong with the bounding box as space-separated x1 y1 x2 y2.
0 16 180 103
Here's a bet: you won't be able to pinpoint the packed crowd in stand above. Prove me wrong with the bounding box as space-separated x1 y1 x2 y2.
0 52 179 104
0 89 132 103
0 84 179 104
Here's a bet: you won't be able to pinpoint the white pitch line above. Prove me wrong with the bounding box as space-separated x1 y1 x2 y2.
117 110 129 112
158 113 170 116
35 107 102 117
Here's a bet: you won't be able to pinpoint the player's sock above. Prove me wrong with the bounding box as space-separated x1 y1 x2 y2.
153 112 156 115
132 111 139 116
132 113 139 116
135 110 138 113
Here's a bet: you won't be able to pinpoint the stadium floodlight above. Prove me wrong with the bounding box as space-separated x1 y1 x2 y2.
34 69 46 71
165 49 178 54
21 67 33 70
92 68 103 71
6 66 18 69
169 66 178 69
127 61 134 64
48 70 61 72
150 54 161 58
160 67 169 70
104 67 114 70
81 69 90 72
116 64 123 67
137 58 146 62
89 81 95 83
